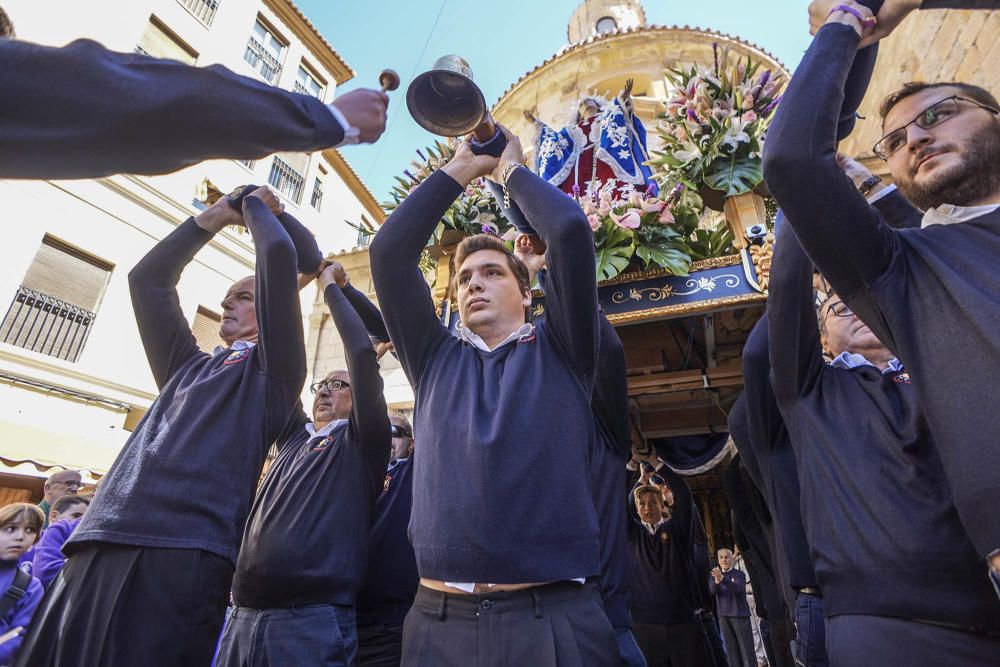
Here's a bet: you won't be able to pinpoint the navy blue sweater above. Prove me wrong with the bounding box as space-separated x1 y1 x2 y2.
69 201 305 563
356 456 418 626
232 283 391 608
590 314 633 629
764 22 1000 559
766 215 1000 631
369 168 600 583
709 568 750 618
627 469 700 624
0 39 344 179
739 314 818 595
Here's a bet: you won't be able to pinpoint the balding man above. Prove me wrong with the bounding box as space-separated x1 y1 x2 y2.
37 471 82 530
16 186 310 667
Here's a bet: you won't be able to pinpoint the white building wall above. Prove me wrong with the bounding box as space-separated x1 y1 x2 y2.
0 0 379 485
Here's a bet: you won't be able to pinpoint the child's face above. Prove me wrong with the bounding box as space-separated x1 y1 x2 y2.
0 521 38 561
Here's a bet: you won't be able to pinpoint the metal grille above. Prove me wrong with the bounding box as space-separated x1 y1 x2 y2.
244 37 281 84
310 178 323 211
239 158 257 170
268 157 304 204
178 0 219 25
293 81 310 96
0 287 96 363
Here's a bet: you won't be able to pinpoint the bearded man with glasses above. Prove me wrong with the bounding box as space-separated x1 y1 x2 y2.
764 0 1000 616
218 260 391 667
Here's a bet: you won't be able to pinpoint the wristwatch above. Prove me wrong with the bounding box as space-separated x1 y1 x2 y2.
858 175 882 197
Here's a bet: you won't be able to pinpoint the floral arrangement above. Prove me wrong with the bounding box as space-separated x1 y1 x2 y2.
586 183 734 281
383 141 513 240
648 45 784 199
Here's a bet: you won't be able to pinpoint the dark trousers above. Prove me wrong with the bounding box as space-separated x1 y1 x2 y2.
699 612 728 667
826 615 1000 667
793 592 828 667
215 603 357 666
401 581 617 666
719 616 756 667
634 620 711 667
358 622 404 666
14 544 232 667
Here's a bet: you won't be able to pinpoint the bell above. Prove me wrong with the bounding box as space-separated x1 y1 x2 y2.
406 55 489 137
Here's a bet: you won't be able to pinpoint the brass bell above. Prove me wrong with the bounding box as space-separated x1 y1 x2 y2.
406 55 489 138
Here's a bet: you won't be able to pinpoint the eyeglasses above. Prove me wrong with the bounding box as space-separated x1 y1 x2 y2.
873 96 1000 159
825 300 854 318
309 379 350 394
390 424 412 439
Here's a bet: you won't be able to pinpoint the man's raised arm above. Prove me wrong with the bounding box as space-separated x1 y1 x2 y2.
127 205 230 389
762 18 899 303
320 263 390 484
502 132 599 387
0 39 387 179
242 191 305 386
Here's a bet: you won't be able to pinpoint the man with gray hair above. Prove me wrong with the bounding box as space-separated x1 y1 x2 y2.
711 549 755 667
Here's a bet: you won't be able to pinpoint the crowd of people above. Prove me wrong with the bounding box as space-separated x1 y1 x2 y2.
2 0 1000 665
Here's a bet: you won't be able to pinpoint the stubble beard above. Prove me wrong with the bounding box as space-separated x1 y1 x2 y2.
897 120 1000 211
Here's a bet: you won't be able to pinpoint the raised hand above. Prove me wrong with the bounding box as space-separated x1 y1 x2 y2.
194 192 245 234
441 139 501 188
513 234 547 280
330 89 389 144
318 260 349 289
247 186 284 216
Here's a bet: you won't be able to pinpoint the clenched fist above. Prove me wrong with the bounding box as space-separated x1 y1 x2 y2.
330 89 389 144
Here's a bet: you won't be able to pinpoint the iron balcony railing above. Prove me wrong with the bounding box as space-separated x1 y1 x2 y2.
310 182 323 211
268 157 305 204
244 37 282 84
0 287 96 363
293 81 310 96
178 0 219 26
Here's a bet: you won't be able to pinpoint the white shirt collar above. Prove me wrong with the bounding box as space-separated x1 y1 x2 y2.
921 202 1000 228
213 339 256 355
643 517 668 535
457 322 534 352
305 419 348 438
830 351 903 373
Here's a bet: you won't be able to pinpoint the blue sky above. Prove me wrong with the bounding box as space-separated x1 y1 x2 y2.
298 0 814 203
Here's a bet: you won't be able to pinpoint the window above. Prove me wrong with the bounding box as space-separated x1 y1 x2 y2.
596 16 617 34
238 158 257 171
245 18 285 84
191 306 223 353
267 153 308 204
135 16 198 65
310 177 323 211
294 64 325 99
355 215 375 248
178 0 219 26
0 237 112 363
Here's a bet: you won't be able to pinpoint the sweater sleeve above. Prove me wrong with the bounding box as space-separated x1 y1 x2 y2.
325 284 391 485
369 171 460 386
0 576 43 663
277 212 323 276
242 198 306 384
341 284 390 343
740 314 786 456
30 520 75 589
0 39 344 179
767 214 826 403
506 167 599 387
762 24 901 303
592 314 631 461
127 218 212 389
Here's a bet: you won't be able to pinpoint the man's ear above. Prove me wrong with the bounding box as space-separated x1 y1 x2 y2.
521 288 532 309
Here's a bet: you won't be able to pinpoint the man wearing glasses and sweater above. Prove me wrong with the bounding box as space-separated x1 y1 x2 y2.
766 0 1000 600
217 260 391 667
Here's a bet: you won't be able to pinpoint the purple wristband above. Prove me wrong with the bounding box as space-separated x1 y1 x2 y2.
828 4 877 27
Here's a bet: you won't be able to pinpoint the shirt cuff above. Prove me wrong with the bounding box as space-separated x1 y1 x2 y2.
326 104 360 147
866 182 896 203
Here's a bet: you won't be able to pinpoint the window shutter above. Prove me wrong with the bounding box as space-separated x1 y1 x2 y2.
192 307 223 354
137 17 198 65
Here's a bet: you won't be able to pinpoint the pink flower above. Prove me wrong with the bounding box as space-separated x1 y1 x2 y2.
612 209 642 229
658 208 675 224
743 110 758 123
597 203 612 217
581 199 596 216
628 192 644 208
642 198 665 214
587 214 601 230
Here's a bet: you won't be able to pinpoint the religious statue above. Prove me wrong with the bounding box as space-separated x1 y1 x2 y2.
525 79 657 203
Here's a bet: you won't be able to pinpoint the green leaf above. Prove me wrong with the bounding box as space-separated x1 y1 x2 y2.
703 155 764 196
594 222 635 281
635 243 691 276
